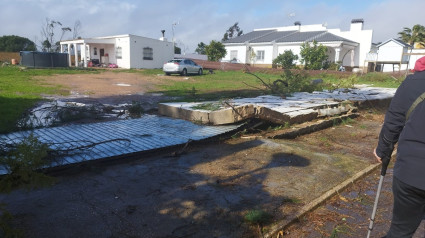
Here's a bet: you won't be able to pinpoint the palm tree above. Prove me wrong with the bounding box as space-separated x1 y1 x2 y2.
398 24 425 48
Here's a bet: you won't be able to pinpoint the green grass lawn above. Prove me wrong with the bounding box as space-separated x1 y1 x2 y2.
0 66 98 133
152 70 284 101
148 69 403 101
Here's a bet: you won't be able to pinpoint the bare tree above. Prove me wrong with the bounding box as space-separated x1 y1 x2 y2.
40 18 72 52
72 20 83 39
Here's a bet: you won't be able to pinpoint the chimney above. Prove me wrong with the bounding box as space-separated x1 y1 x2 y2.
294 21 301 31
160 30 167 41
350 19 364 31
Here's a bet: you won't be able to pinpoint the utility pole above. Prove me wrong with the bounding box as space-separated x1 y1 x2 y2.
172 21 179 51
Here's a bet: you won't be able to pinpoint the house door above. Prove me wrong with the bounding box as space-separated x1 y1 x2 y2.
100 49 105 64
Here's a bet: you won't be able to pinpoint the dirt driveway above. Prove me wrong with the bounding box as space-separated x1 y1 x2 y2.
40 70 187 111
2 71 410 237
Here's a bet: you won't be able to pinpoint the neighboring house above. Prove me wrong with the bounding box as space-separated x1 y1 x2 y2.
60 34 174 69
365 38 425 72
222 19 373 69
369 38 412 72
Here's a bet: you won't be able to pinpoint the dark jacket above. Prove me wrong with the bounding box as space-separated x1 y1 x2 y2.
376 70 425 190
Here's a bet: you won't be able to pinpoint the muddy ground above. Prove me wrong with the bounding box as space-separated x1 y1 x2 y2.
3 71 424 237
38 70 185 112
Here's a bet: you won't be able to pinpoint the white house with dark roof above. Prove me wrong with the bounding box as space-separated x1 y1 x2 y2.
60 34 174 69
364 38 413 72
222 19 373 69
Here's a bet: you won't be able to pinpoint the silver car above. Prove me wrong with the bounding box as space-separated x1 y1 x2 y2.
163 59 203 76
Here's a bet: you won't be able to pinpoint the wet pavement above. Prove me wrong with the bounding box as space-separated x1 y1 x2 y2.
0 137 375 238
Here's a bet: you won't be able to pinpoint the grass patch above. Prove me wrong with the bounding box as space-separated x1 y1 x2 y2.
154 70 403 102
0 66 98 133
155 70 281 101
191 102 222 111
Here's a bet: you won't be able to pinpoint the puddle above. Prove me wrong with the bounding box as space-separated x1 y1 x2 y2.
116 83 131 87
17 99 143 129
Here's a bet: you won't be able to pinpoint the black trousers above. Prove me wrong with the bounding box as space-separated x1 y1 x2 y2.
387 176 425 238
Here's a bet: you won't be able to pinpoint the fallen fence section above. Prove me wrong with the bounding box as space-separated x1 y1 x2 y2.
0 115 242 175
159 87 396 125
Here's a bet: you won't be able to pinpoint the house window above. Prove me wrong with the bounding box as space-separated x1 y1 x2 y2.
256 50 265 61
116 46 122 59
94 47 97 56
230 50 238 61
143 47 153 60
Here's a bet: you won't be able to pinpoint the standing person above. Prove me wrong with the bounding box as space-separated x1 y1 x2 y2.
374 56 425 237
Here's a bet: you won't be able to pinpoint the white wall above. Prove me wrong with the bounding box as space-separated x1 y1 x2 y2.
223 45 247 63
409 49 425 70
250 45 274 65
89 44 116 64
115 36 131 68
276 45 302 64
329 28 373 67
129 35 174 69
377 41 405 62
377 41 407 72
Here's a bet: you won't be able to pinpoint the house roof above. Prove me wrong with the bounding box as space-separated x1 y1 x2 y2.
276 31 327 43
223 30 358 45
377 38 412 48
311 32 358 44
250 31 297 43
223 30 275 43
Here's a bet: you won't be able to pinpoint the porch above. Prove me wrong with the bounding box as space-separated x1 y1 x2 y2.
60 38 116 67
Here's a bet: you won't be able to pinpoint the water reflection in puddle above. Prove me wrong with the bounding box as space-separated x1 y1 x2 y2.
17 100 141 129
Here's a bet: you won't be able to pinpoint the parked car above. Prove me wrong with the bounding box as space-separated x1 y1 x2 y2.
163 59 203 76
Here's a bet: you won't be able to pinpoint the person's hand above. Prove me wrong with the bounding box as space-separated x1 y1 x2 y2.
373 148 382 163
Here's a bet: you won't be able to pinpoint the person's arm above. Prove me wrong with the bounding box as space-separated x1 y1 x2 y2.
375 82 408 163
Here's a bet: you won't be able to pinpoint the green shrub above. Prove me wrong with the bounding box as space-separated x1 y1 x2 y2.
127 101 144 118
300 40 329 70
0 133 54 193
272 50 299 69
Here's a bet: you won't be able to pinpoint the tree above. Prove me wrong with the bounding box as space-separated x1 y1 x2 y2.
398 24 425 48
72 20 83 39
195 42 206 54
272 50 299 69
300 41 329 70
40 18 72 52
0 35 37 52
205 40 227 61
174 45 181 54
222 22 243 41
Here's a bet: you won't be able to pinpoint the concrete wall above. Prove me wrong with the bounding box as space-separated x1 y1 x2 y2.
129 35 174 69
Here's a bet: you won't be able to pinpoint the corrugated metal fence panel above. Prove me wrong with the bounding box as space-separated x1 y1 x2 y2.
0 115 241 174
20 51 68 68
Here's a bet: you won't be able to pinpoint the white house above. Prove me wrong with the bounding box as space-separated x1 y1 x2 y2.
60 34 174 69
222 19 373 70
365 38 425 72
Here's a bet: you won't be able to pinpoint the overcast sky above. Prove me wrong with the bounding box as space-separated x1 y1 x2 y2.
1 0 424 53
